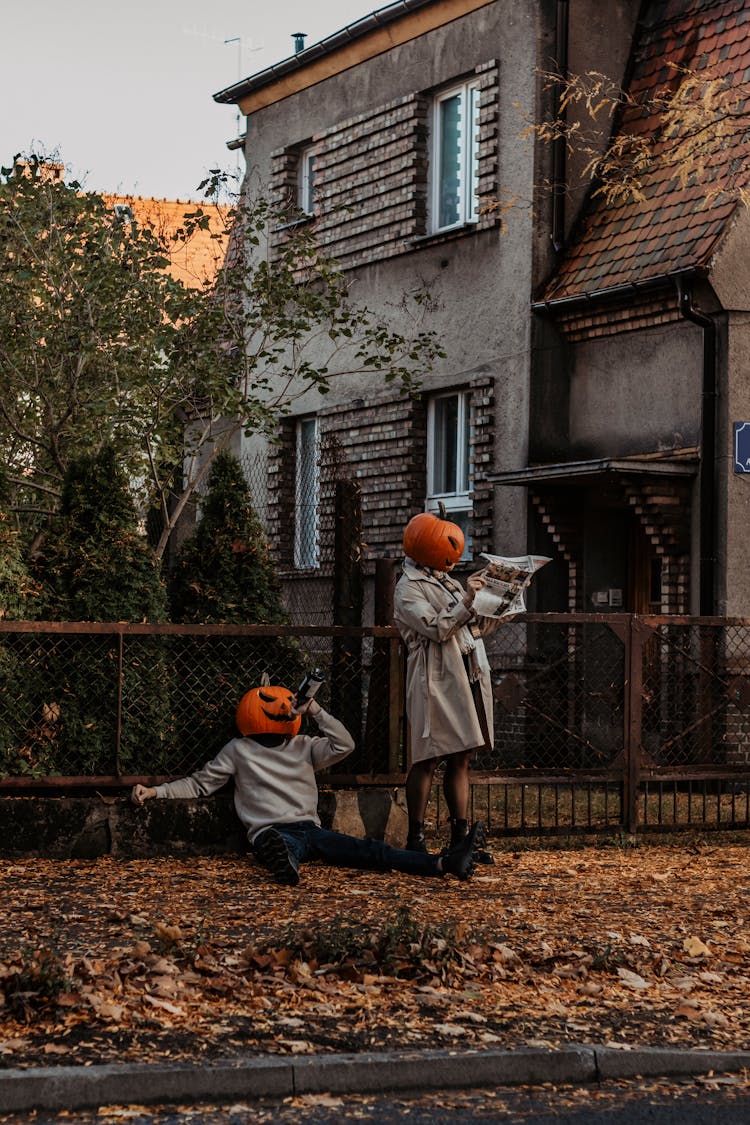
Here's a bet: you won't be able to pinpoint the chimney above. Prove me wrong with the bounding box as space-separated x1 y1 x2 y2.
292 32 307 54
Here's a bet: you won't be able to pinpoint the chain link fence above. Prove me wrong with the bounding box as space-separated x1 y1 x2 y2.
1 615 748 835
0 624 398 784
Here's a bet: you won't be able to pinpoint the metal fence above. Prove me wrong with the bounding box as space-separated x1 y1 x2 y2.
1 615 749 836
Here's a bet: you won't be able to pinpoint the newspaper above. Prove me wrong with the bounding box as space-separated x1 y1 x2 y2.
471 553 551 619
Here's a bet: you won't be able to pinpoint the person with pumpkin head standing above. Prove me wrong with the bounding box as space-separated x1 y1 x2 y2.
131 680 483 885
394 503 500 861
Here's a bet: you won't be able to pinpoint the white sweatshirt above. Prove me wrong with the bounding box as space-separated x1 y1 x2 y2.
154 708 354 843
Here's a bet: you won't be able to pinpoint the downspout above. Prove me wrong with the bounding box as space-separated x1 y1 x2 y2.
676 279 717 615
551 0 570 252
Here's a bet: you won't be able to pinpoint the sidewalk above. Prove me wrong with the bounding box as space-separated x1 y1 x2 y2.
1 839 749 1111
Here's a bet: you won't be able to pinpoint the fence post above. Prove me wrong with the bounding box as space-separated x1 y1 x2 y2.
331 480 364 758
623 616 648 834
115 631 124 777
365 559 400 772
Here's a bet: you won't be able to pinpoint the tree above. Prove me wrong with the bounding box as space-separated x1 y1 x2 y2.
0 500 39 621
0 157 444 560
526 64 750 209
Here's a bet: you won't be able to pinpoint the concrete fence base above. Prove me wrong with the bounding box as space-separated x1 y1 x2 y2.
0 788 409 858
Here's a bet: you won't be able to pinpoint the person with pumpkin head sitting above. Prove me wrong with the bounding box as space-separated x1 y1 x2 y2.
131 681 484 886
393 503 502 863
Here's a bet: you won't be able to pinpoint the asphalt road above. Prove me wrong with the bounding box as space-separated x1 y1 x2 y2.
3 1080 750 1125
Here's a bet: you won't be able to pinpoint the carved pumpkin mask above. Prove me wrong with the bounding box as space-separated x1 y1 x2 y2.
236 686 301 738
403 509 465 571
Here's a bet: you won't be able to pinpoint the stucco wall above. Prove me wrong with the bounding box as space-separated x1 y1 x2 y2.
567 321 704 459
720 313 750 616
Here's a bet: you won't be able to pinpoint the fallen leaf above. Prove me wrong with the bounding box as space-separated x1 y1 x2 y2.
616 968 651 990
683 936 711 958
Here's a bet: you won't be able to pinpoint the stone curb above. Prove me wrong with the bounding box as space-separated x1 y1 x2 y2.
1 1046 750 1113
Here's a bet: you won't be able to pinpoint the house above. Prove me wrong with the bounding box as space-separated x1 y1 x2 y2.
102 194 229 290
506 0 750 619
12 162 229 291
214 0 750 625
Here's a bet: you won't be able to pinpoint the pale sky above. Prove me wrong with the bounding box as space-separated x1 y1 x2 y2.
1 0 379 201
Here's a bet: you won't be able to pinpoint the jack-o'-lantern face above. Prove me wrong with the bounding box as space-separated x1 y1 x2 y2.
236 686 301 738
403 508 465 571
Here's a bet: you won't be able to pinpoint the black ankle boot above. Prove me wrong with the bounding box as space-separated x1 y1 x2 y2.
446 817 494 865
440 821 484 880
405 821 428 853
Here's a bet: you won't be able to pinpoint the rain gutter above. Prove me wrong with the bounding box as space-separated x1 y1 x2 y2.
550 0 569 252
676 278 718 616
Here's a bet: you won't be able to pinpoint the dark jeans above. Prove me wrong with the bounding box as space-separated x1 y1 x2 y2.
255 820 441 877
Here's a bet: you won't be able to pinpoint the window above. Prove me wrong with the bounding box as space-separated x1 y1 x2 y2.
430 80 480 233
426 391 472 557
294 417 319 568
298 146 318 215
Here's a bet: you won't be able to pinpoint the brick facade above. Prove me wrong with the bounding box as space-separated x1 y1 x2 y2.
265 380 496 582
270 62 500 272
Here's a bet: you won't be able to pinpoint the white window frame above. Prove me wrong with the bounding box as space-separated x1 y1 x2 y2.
430 79 481 234
294 416 320 569
426 390 472 559
298 145 318 215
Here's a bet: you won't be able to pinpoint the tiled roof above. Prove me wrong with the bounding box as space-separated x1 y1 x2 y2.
539 0 750 304
103 195 229 289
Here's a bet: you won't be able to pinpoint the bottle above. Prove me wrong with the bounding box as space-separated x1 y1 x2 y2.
295 669 325 708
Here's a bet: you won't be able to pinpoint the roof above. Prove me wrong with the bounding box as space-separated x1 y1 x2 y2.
538 0 750 305
103 195 229 290
213 0 493 114
213 0 435 105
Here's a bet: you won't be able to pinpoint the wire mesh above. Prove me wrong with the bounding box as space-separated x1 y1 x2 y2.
482 618 626 771
641 620 750 768
2 617 749 836
0 625 396 783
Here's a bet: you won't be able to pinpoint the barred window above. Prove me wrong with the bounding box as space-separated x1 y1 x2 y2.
426 390 472 558
294 417 320 569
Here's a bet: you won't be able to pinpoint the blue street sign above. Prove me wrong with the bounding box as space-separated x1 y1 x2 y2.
734 422 750 473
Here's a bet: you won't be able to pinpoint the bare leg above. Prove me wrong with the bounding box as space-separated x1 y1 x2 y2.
443 750 471 823
405 758 438 850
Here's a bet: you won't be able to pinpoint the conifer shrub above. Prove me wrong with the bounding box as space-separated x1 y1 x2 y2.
31 447 171 775
168 451 304 757
0 506 47 776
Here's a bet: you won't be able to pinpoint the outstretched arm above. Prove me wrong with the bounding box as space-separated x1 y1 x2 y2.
131 744 237 807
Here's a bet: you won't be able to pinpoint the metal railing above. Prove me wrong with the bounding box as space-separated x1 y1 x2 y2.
1 615 749 836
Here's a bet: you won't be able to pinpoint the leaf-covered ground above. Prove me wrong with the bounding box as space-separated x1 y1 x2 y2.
1 837 748 1070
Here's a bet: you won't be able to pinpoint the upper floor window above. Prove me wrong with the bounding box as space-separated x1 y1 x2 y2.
298 146 318 216
430 80 480 233
426 390 472 558
294 416 319 568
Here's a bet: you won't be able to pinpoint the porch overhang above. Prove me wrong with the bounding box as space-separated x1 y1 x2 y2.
487 455 698 487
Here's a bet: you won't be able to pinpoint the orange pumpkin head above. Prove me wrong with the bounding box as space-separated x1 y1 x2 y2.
403 505 465 571
236 685 301 738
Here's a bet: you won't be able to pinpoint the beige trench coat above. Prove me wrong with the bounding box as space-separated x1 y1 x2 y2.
393 560 499 764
